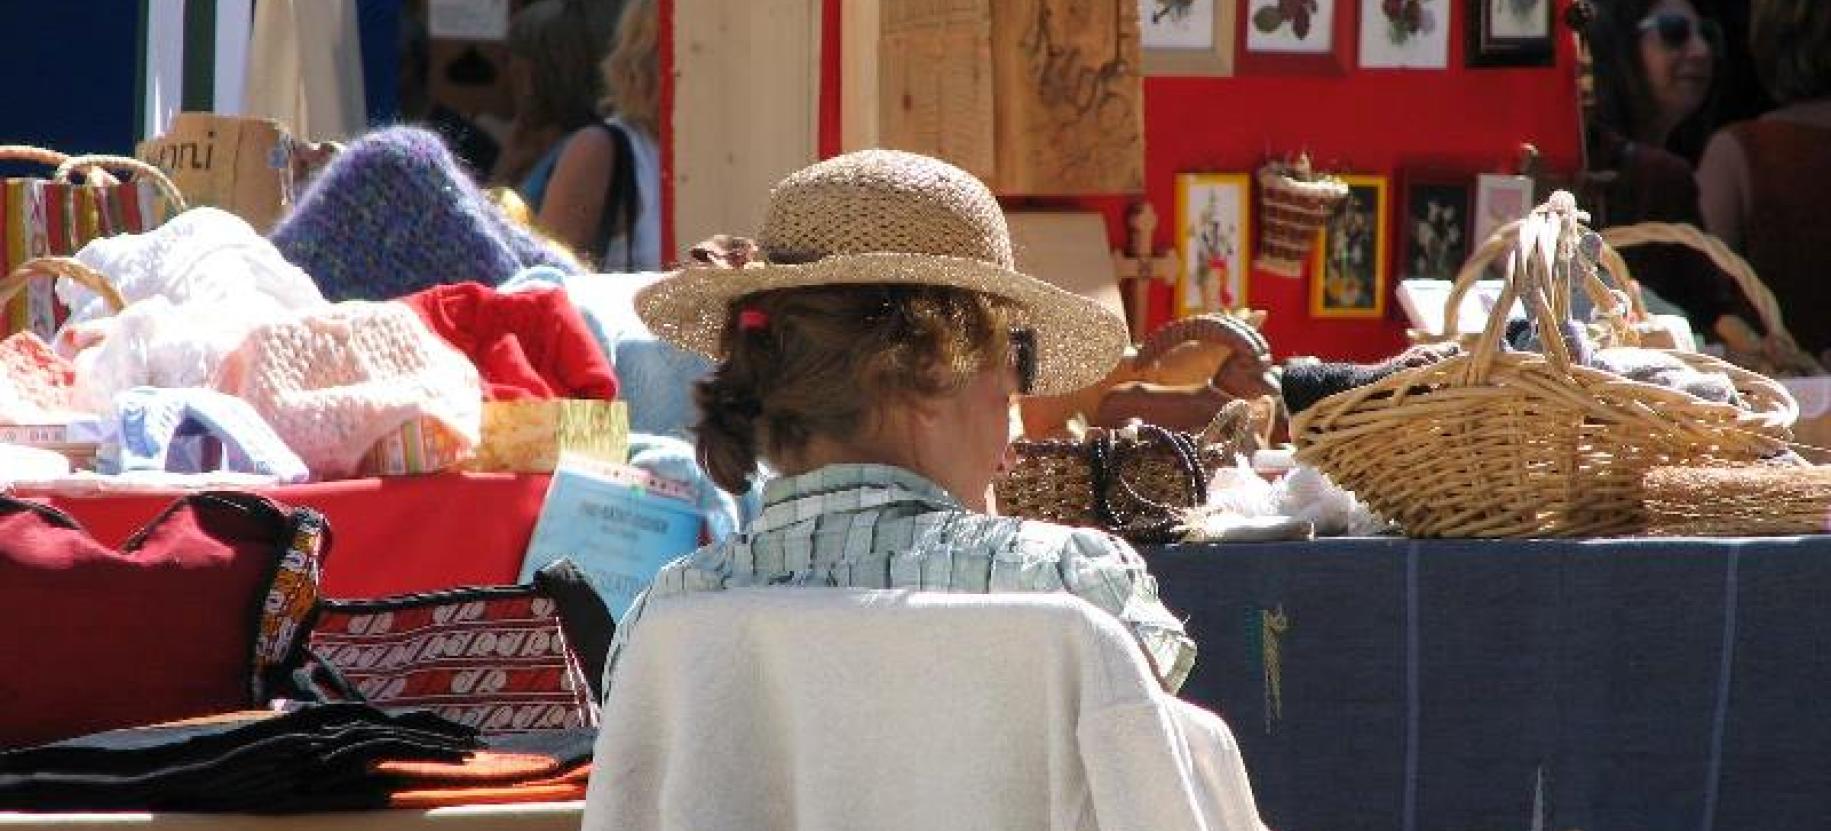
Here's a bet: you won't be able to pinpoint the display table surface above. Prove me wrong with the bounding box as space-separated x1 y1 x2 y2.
0 801 583 830
20 475 1831 827
1143 536 1831 831
20 473 551 599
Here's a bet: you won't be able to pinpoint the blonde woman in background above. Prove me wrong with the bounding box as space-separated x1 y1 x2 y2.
536 0 661 272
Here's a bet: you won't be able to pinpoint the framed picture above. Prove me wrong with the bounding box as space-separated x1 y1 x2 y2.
1471 173 1534 253
1138 0 1236 76
1174 172 1252 315
1309 174 1389 318
1238 0 1351 75
1466 0 1554 68
1400 173 1471 281
1358 0 1449 69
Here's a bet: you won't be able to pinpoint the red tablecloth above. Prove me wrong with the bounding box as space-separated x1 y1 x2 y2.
23 473 550 599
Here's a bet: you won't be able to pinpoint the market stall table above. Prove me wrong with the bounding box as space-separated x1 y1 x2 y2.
22 474 1829 828
1144 536 1831 831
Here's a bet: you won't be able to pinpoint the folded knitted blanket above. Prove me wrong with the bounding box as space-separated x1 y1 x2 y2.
211 302 482 480
0 332 80 423
60 207 326 331
271 126 583 301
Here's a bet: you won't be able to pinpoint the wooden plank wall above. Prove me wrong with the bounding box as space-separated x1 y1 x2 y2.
671 0 823 256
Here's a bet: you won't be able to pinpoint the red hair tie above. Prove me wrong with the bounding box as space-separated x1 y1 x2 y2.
737 308 769 332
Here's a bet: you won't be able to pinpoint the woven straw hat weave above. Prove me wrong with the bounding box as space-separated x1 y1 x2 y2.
636 149 1129 395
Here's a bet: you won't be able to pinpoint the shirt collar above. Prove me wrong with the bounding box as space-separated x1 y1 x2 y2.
753 464 961 532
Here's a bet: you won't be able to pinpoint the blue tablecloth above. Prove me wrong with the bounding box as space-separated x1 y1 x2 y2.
1141 536 1831 831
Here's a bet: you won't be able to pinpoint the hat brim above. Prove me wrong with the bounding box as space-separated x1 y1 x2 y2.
635 252 1130 396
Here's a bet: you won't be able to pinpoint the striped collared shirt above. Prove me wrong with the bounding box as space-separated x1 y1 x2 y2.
603 463 1195 694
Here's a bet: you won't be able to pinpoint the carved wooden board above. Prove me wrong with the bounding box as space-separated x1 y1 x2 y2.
990 0 1145 194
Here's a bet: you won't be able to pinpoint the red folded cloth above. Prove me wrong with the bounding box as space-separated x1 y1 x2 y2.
401 282 618 402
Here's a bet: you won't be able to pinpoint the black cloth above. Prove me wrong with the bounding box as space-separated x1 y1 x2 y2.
1144 535 1831 831
534 559 617 702
0 703 480 813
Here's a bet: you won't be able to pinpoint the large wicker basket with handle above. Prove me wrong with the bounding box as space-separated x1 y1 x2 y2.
1291 192 1799 538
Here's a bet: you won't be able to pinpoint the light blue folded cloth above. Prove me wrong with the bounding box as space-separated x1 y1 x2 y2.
105 386 309 483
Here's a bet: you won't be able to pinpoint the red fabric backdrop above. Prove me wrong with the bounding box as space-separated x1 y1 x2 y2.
809 0 1584 362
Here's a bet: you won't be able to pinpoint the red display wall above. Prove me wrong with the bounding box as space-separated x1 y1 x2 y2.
816 0 1583 362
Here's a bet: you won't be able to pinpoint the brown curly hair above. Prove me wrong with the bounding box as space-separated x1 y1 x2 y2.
694 284 1014 494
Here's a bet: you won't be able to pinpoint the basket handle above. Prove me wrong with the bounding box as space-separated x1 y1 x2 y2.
0 257 128 316
0 145 71 169
1445 219 1643 347
1461 194 1626 385
52 154 188 213
1599 221 1823 374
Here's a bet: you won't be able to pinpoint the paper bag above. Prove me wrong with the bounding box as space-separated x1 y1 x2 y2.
136 113 294 232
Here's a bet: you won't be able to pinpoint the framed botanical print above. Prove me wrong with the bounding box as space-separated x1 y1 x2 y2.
1466 0 1555 68
1358 0 1449 69
1174 172 1252 315
1138 0 1236 76
1400 173 1471 281
1471 173 1535 253
1237 0 1352 75
1310 174 1389 318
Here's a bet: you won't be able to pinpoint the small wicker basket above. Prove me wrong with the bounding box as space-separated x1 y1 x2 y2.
1292 192 1800 538
1254 160 1348 278
996 400 1257 542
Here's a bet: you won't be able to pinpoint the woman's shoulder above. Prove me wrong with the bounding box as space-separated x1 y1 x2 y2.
555 122 617 166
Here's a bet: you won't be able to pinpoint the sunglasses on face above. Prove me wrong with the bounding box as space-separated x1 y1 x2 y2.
1637 12 1721 50
1009 327 1037 396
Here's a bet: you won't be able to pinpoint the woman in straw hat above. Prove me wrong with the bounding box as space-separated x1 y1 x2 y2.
605 149 1196 694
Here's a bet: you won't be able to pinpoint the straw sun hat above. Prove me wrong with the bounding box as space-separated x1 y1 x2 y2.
635 149 1129 396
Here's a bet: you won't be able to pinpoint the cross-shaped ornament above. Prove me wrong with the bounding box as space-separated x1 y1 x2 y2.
1110 201 1181 341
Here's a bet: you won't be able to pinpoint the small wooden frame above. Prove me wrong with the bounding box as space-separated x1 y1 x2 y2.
1174 172 1252 316
1309 174 1390 319
1466 0 1555 68
1237 0 1353 76
1139 0 1237 76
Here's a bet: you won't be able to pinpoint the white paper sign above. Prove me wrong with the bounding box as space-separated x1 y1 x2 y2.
429 0 510 41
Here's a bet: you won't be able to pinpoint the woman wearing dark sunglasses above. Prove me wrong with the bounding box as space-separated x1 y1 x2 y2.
1697 0 1831 363
1581 0 1757 342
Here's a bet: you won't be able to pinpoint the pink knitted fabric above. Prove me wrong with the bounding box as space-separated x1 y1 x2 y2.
0 332 80 424
211 302 482 480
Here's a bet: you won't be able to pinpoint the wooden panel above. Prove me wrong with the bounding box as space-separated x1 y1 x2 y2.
877 0 996 180
841 0 881 152
990 0 1144 194
672 0 822 257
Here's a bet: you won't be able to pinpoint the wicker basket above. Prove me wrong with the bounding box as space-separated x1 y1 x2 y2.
1292 192 1800 538
1600 222 1824 376
0 257 128 317
1644 464 1831 537
1253 164 1348 278
996 400 1256 542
